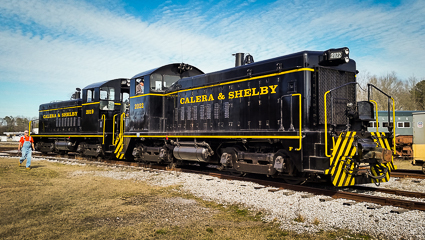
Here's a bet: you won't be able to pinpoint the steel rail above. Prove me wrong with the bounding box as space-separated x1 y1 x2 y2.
349 185 425 199
4 149 425 180
391 171 425 179
199 172 425 211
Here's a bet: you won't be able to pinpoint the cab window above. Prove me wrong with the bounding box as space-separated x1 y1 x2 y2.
100 87 115 110
151 73 180 92
100 87 115 100
87 89 94 102
135 77 144 95
164 75 180 89
151 74 162 91
121 92 129 102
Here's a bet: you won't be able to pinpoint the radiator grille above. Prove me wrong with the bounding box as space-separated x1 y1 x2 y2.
318 68 356 125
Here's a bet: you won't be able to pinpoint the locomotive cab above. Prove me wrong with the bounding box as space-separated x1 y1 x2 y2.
75 78 130 157
81 78 129 132
127 63 204 133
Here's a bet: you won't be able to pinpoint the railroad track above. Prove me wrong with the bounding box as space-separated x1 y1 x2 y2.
391 169 425 179
0 146 20 152
2 151 425 212
182 171 425 212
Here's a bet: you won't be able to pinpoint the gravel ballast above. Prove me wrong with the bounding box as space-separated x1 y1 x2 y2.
6 156 425 239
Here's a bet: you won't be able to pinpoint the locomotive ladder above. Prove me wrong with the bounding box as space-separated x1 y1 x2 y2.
112 112 125 159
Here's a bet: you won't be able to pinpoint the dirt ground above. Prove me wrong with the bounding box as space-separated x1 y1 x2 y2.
393 158 422 170
0 157 377 240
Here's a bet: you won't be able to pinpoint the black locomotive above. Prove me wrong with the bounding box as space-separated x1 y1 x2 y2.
31 47 396 186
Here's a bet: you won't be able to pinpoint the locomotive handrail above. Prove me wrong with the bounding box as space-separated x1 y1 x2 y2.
324 82 358 157
28 120 39 136
294 93 302 151
279 93 302 151
112 114 117 146
369 100 379 135
367 84 396 155
102 114 106 145
121 112 125 135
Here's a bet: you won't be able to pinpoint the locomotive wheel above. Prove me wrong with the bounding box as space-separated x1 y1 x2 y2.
273 150 295 175
104 152 115 160
283 178 306 185
220 147 243 176
229 170 244 177
273 150 306 184
282 173 307 185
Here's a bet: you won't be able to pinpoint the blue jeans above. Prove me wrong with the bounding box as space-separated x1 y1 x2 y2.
20 141 32 168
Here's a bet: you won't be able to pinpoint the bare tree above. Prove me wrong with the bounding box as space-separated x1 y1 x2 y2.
411 80 425 110
356 71 371 102
356 72 419 111
3 116 16 132
0 116 33 133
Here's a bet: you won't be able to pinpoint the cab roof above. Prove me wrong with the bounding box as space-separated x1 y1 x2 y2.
83 78 128 89
131 63 204 79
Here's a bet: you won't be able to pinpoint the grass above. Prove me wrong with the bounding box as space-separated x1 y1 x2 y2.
0 157 375 239
155 229 167 235
293 213 306 223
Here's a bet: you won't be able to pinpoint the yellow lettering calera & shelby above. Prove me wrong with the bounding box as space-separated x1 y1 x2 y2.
43 113 57 119
61 112 78 117
180 94 214 105
179 85 278 105
44 111 79 118
228 85 278 99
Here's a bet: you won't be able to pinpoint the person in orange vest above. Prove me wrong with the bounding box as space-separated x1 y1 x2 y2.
18 130 35 170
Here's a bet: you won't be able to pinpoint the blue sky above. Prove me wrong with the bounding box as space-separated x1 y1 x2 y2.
0 0 424 119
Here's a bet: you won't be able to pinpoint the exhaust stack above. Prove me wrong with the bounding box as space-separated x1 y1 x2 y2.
233 53 245 67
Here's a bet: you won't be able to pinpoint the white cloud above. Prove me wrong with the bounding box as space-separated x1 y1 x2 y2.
0 0 425 118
